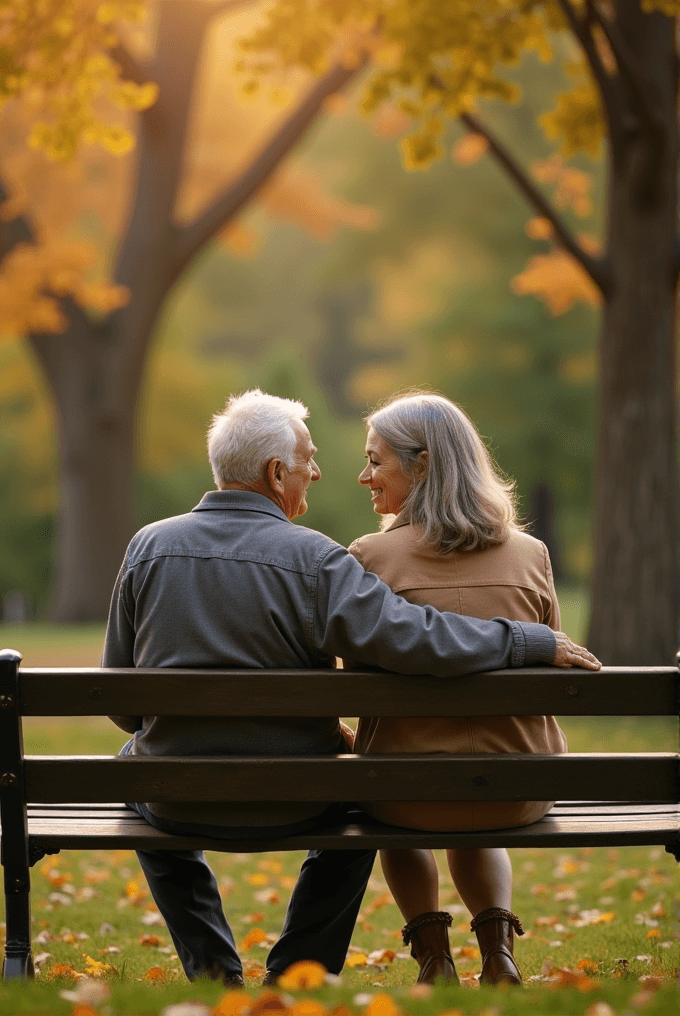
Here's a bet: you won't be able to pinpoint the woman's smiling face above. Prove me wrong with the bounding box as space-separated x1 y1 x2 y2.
358 426 414 516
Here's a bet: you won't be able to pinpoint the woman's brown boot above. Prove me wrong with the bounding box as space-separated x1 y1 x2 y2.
401 911 458 985
470 907 524 986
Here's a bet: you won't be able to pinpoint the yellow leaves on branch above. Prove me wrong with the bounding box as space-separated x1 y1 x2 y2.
0 0 157 160
540 82 604 159
0 237 129 337
512 236 602 315
531 154 593 217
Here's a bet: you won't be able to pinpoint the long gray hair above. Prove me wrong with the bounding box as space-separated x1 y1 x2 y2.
366 391 519 552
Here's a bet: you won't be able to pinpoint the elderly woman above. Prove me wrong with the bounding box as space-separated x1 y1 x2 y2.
348 391 567 987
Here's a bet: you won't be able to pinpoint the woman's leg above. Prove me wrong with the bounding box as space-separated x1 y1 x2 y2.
379 849 439 921
447 848 522 986
446 847 512 914
380 849 456 985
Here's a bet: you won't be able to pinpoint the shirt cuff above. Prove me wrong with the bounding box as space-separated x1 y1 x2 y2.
508 621 556 667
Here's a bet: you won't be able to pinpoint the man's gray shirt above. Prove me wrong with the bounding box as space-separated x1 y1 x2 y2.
103 490 556 827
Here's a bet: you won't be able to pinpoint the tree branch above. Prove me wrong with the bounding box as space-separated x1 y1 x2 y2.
0 179 37 260
109 43 150 86
171 57 368 280
555 0 621 129
459 111 610 296
587 0 664 134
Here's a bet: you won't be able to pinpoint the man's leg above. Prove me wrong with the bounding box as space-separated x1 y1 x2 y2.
266 848 376 976
135 848 243 983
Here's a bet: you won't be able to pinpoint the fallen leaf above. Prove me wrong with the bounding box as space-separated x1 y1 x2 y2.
259 859 283 874
245 873 270 887
213 990 253 1016
142 966 166 982
254 889 280 905
577 959 600 974
242 928 268 950
289 1003 326 1016
346 954 368 968
278 960 328 989
364 994 401 1016
52 962 79 979
279 876 297 890
139 934 163 947
83 955 115 977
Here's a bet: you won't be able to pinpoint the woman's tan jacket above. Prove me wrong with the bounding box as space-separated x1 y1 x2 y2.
348 517 567 832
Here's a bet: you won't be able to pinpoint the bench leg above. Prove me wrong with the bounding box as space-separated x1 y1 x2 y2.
2 865 34 981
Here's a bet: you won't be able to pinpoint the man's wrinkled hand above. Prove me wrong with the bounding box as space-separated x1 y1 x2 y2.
552 631 601 669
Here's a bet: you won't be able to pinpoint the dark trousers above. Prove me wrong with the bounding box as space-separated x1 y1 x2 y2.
130 801 375 980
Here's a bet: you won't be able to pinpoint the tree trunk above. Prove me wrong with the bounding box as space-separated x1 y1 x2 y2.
30 309 137 620
587 4 679 664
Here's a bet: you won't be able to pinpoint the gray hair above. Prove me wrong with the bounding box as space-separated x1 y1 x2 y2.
208 389 309 486
367 391 519 553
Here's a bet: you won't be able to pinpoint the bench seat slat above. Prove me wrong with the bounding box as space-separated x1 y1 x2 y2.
24 753 680 804
19 803 680 853
18 667 679 717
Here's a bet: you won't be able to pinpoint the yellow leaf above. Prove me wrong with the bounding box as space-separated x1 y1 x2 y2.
245 872 270 887
451 133 489 166
526 217 554 240
511 250 602 314
592 912 616 924
345 953 367 967
278 960 327 989
646 929 661 938
83 954 114 977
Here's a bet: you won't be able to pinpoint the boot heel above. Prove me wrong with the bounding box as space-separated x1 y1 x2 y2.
401 911 458 985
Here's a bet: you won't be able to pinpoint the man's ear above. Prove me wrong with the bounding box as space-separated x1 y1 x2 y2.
266 457 286 495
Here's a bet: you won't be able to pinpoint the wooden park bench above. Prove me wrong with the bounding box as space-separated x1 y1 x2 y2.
1 646 679 980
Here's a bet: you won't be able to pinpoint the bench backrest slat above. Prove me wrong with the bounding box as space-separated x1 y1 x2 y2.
18 667 680 717
24 753 680 804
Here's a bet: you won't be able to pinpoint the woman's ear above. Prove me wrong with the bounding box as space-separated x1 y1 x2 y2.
414 449 429 481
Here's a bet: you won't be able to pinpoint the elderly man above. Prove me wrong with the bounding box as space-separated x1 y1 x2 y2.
103 389 599 987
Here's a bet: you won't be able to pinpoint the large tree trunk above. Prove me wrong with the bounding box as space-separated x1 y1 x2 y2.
587 3 679 664
30 310 137 620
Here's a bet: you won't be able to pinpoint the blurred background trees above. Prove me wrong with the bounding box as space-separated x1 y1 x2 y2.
1 1 676 665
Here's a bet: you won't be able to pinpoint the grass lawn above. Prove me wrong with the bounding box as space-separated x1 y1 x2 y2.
1 594 679 1014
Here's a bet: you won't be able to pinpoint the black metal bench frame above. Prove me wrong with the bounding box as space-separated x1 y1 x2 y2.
1 647 679 981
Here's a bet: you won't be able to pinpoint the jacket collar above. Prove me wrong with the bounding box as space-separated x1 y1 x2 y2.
384 511 411 532
192 489 289 523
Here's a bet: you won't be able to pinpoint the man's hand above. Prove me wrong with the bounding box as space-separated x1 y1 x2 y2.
552 631 601 669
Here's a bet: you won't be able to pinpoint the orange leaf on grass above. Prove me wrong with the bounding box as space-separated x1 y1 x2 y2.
278 960 327 989
142 966 165 982
71 1006 100 1016
279 875 297 890
290 1002 327 1016
241 928 268 950
250 991 290 1016
50 962 78 978
258 859 283 874
457 947 478 959
364 993 401 1016
576 959 600 974
345 953 368 968
214 990 256 1016
139 934 163 947
646 929 660 939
